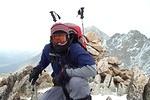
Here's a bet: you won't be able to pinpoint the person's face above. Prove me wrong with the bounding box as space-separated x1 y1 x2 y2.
51 31 68 46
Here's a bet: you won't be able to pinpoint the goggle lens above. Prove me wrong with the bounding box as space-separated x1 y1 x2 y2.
51 33 67 45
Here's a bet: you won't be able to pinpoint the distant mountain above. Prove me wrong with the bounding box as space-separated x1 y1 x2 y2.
0 51 40 73
106 30 150 74
16 53 41 72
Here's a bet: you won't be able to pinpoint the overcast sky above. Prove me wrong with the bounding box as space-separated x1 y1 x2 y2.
0 0 150 52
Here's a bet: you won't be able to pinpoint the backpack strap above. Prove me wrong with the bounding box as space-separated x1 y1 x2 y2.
49 44 72 100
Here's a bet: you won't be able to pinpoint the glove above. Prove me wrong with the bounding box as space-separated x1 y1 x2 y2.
29 67 43 85
53 69 71 86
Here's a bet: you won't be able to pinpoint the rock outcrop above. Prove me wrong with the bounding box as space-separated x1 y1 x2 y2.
0 66 52 100
86 32 149 99
86 32 106 63
126 67 148 100
142 78 150 100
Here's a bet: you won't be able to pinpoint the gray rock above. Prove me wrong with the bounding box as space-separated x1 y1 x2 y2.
143 78 150 100
0 85 7 100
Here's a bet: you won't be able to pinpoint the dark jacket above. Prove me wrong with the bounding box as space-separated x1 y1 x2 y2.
37 43 96 78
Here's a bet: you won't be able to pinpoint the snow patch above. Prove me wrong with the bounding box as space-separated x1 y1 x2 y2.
26 87 127 100
92 94 127 100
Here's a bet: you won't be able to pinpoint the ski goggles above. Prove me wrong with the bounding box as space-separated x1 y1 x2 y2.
51 32 68 45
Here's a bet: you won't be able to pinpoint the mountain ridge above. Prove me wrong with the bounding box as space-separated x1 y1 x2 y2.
0 27 149 74
106 30 150 74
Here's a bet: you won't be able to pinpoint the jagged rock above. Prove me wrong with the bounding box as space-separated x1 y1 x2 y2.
104 74 112 87
0 65 53 99
113 76 124 86
91 56 125 95
108 78 118 93
99 72 107 83
119 69 132 81
127 67 148 100
107 57 121 66
117 83 127 96
87 45 99 56
88 43 105 53
142 77 150 100
11 75 30 97
86 32 102 44
0 85 7 100
0 78 3 85
0 78 7 87
94 74 101 84
90 51 149 97
123 79 130 86
90 82 101 95
97 58 110 73
8 92 20 100
109 66 121 76
36 72 53 89
0 74 18 100
86 32 106 62
17 65 33 81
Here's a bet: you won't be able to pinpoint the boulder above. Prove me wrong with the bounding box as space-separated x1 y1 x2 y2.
142 78 150 100
127 67 148 100
107 57 121 66
0 65 53 99
86 32 106 62
0 85 7 100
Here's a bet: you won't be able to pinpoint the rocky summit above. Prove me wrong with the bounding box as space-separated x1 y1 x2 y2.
0 28 149 100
